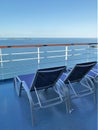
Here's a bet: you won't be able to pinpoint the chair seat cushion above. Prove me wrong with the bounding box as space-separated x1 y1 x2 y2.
18 73 35 89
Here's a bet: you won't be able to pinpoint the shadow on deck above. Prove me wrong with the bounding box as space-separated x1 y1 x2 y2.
0 79 97 130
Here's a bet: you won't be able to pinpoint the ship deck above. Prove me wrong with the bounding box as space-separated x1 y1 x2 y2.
0 78 97 130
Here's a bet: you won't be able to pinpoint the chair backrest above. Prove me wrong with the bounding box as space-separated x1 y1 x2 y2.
30 66 66 91
64 61 97 84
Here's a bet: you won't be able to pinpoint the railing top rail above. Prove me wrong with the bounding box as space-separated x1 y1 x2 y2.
0 43 97 49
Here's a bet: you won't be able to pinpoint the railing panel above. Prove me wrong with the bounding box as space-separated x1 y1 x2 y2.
39 46 66 69
0 43 97 80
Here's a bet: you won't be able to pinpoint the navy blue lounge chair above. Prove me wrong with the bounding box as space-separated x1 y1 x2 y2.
14 66 70 125
55 61 97 110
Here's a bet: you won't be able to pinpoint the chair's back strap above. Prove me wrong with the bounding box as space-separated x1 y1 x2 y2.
30 66 66 91
64 61 97 83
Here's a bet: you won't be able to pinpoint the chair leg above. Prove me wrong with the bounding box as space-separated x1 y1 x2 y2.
30 103 36 126
14 78 23 97
65 96 73 114
18 83 23 97
64 87 73 113
13 78 16 88
14 78 19 96
65 99 70 113
93 89 97 104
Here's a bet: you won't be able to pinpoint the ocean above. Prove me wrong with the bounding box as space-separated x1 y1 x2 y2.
0 38 97 45
0 38 97 79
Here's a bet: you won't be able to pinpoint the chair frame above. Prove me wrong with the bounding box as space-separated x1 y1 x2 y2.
14 66 71 125
55 62 97 110
65 62 97 101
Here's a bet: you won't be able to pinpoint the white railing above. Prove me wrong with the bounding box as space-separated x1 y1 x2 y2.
0 43 97 80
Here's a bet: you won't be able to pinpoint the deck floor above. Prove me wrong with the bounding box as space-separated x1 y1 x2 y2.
0 79 97 130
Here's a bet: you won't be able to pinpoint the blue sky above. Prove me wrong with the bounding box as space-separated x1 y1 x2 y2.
0 0 97 38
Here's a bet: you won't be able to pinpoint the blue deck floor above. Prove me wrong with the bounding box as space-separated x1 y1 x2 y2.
0 79 97 130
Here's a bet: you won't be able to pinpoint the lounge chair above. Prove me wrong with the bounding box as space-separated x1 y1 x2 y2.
54 61 97 109
14 66 70 125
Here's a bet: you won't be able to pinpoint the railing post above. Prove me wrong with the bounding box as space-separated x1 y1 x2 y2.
65 46 68 66
37 47 40 69
0 48 3 67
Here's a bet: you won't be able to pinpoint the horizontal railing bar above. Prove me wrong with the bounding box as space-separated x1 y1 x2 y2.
47 50 65 53
12 57 44 61
0 57 44 62
0 54 9 56
47 55 66 58
0 43 97 49
74 48 87 51
46 49 72 53
0 52 43 56
12 51 44 55
0 60 10 63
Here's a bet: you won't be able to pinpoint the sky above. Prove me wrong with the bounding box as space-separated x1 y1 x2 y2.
0 0 97 38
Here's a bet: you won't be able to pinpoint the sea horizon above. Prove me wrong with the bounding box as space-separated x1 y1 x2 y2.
0 37 97 46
